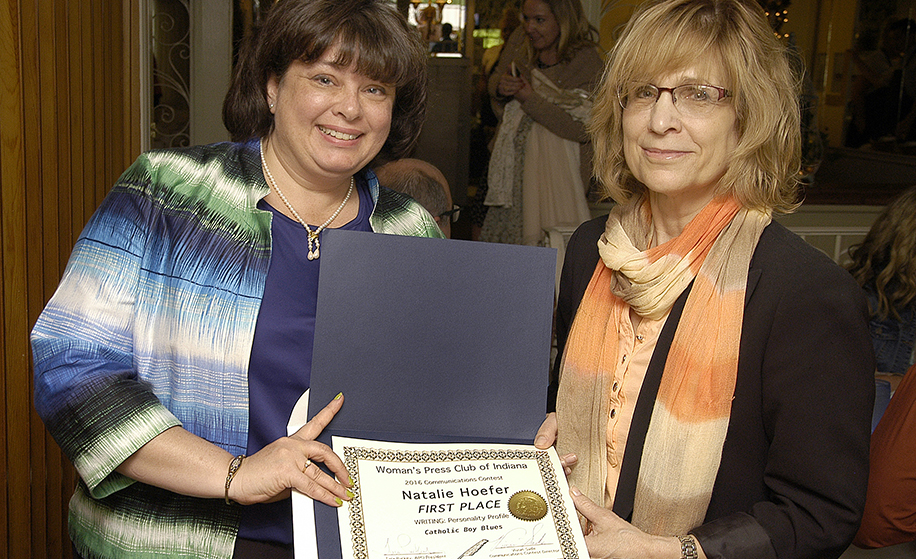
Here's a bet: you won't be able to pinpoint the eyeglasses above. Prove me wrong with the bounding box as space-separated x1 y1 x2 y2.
438 205 461 223
617 83 731 117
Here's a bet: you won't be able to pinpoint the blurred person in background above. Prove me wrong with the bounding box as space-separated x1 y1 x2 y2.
480 0 603 246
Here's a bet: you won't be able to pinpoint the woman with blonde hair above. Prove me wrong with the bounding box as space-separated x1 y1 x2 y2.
481 0 603 245
534 1 875 558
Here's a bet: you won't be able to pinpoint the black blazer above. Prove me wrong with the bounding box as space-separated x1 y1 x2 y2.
548 216 876 559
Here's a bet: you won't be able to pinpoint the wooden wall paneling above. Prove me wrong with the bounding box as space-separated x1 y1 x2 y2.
68 0 85 248
49 2 75 555
1 123 31 555
109 2 127 191
29 0 50 551
126 0 143 163
35 0 61 556
53 1 86 551
80 0 96 226
1 0 134 555
92 0 105 212
0 0 23 553
17 0 41 554
54 0 73 249
30 0 57 553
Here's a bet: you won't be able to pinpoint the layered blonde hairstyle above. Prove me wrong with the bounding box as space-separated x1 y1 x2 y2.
524 0 599 63
589 0 802 212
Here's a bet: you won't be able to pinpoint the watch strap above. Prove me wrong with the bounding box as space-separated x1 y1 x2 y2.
679 535 698 559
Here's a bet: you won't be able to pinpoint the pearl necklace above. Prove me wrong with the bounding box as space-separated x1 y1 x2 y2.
260 143 353 261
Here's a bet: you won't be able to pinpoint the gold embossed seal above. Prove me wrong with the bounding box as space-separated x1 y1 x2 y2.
508 490 548 521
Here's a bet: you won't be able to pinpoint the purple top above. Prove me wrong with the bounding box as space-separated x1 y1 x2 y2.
238 181 372 545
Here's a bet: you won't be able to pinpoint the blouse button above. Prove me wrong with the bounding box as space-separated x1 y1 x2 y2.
610 409 617 419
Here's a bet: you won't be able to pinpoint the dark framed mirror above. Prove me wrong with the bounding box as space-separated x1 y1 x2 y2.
786 0 916 204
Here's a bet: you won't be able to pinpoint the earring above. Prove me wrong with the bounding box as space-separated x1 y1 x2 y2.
269 102 275 110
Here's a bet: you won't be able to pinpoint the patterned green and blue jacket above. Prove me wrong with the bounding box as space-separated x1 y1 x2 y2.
31 140 443 558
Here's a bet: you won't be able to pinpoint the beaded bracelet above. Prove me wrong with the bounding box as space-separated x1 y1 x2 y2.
224 455 246 505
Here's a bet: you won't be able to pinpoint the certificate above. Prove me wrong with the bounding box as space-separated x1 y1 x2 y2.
305 230 559 558
333 437 588 559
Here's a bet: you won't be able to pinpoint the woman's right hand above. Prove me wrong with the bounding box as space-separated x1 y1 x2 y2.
228 394 352 508
116 394 352 507
497 71 530 100
534 412 577 475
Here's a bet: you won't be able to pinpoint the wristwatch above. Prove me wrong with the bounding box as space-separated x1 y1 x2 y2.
678 535 698 559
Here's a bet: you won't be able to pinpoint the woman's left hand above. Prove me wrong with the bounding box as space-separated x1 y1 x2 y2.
570 486 682 559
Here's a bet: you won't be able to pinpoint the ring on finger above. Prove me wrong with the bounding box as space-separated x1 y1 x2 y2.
303 459 313 472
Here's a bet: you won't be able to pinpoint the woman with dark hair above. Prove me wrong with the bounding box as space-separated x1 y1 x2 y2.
222 0 429 165
850 189 916 551
30 1 442 558
533 0 875 558
847 184 916 375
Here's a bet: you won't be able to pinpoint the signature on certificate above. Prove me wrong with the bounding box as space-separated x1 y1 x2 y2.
382 534 438 554
493 523 549 549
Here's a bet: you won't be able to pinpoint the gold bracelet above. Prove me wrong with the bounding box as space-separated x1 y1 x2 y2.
224 455 245 505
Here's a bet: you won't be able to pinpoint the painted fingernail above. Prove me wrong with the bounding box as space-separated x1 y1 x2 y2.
335 497 343 506
335 392 343 400
346 489 355 499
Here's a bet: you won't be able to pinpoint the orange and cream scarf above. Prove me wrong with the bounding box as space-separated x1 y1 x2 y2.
556 195 770 535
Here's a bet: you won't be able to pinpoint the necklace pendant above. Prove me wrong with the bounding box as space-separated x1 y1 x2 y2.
260 141 353 264
307 235 320 260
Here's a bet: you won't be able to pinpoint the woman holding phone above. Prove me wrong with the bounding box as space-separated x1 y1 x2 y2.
480 0 603 246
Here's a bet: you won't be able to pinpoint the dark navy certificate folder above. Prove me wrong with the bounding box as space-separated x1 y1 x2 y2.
306 229 557 558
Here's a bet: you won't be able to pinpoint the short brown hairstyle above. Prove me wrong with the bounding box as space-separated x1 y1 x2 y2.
589 0 801 212
223 0 428 164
